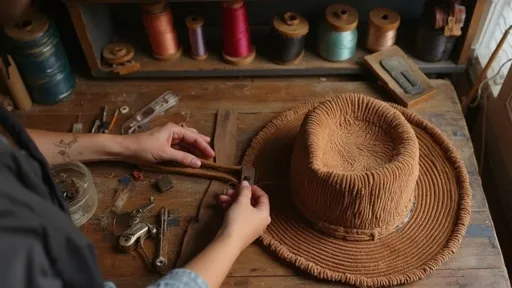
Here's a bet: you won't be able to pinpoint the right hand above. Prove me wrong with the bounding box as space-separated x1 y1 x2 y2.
217 181 271 252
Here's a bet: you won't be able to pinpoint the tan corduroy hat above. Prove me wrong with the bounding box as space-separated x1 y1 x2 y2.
242 93 471 287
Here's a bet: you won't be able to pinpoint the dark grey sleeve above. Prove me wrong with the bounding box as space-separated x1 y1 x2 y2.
146 269 209 288
0 204 63 288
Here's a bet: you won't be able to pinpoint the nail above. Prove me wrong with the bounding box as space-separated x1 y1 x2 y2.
191 158 201 168
241 180 250 187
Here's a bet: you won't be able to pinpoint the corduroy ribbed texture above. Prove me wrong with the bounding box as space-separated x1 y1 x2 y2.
242 93 472 288
291 94 419 240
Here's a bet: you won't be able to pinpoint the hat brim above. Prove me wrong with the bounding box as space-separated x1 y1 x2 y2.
242 98 471 288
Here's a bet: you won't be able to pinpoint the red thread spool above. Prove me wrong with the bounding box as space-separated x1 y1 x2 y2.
222 0 255 65
142 3 181 60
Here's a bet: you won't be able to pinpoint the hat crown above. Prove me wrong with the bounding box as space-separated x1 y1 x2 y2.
290 94 419 241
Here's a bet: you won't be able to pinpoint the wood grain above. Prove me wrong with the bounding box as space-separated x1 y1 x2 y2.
456 0 489 65
15 77 509 287
66 2 101 71
176 110 239 267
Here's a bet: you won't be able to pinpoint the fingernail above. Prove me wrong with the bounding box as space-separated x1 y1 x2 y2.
191 158 201 168
241 180 250 187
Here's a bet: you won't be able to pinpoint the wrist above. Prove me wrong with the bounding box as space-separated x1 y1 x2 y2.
215 227 245 255
101 133 133 161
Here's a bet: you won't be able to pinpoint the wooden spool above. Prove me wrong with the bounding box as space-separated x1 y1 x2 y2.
222 0 256 66
271 12 309 65
325 4 359 32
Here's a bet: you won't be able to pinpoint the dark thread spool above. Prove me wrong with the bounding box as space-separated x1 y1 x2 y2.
222 0 255 65
366 8 400 52
142 3 181 61
269 12 309 65
415 21 456 62
186 16 208 60
3 13 75 104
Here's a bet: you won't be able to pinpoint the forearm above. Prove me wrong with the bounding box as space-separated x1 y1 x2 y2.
184 233 242 288
27 129 131 165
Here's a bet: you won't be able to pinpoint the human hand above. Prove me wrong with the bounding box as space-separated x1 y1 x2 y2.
124 122 215 167
217 181 271 252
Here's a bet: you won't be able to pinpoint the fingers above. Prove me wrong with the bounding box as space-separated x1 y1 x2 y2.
251 185 270 212
179 123 211 143
235 181 252 203
174 127 215 158
166 148 202 168
185 127 210 143
218 194 233 203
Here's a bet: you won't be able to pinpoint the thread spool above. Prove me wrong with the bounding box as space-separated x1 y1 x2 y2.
318 4 358 62
269 12 309 65
0 55 32 111
3 13 75 104
142 2 182 61
186 16 208 60
366 8 400 52
102 43 140 75
415 21 456 62
222 0 256 66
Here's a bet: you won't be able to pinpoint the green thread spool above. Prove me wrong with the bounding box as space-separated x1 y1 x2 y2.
318 4 359 62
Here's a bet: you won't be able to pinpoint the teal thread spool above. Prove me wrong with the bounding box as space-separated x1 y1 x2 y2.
3 13 75 104
318 4 359 62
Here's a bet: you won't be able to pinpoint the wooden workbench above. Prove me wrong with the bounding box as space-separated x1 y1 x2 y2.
15 77 511 287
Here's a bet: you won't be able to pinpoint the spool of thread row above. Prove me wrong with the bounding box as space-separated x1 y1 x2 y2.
366 8 400 52
222 0 255 65
141 2 181 61
186 16 208 60
318 4 359 62
269 12 309 65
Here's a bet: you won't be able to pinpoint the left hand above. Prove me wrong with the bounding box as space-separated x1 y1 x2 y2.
125 122 215 167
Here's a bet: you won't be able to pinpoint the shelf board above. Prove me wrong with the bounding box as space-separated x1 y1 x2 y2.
93 47 465 78
66 0 272 3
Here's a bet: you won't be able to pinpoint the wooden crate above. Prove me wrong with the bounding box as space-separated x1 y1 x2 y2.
65 0 484 78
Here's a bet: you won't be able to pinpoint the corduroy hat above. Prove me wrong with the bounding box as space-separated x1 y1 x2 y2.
242 93 471 287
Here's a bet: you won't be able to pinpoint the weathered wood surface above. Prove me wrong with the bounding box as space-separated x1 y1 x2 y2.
15 77 509 287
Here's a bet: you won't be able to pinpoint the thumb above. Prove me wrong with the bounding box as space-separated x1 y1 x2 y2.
235 181 252 203
166 148 202 168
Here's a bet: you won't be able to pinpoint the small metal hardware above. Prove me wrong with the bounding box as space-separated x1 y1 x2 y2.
91 119 101 133
380 57 424 95
157 175 174 193
120 106 130 114
121 91 180 135
72 114 83 133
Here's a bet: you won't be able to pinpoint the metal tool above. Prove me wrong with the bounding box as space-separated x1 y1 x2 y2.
121 91 180 135
72 114 83 133
153 207 169 272
91 119 101 133
100 105 110 133
380 57 424 95
142 159 255 185
118 198 156 251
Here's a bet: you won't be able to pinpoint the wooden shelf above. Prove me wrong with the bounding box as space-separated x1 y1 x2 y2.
65 0 271 3
93 47 465 78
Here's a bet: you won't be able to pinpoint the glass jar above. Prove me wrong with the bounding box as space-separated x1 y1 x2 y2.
51 162 97 226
